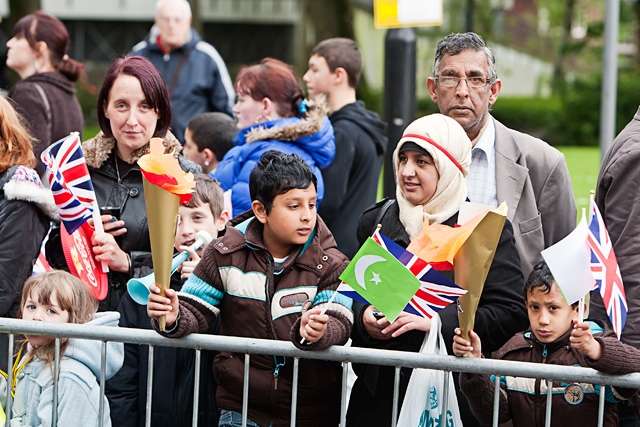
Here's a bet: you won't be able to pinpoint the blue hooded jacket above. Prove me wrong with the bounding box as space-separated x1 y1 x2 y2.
212 101 335 217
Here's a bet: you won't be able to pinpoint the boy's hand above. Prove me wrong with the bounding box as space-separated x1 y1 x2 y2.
570 320 602 361
453 327 482 358
382 311 432 337
300 308 328 343
147 285 179 326
178 245 200 280
362 305 392 340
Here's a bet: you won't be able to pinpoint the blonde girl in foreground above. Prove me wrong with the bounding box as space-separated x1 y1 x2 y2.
0 270 123 426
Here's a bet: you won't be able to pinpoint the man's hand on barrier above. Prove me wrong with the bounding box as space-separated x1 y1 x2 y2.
570 320 602 361
453 327 482 358
147 285 179 326
383 312 431 338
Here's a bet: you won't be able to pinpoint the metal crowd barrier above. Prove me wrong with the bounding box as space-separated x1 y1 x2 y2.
1 317 640 427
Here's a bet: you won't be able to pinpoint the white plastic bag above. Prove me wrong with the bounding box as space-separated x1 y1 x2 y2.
397 314 463 427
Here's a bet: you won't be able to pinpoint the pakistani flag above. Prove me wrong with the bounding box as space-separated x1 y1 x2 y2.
340 237 422 322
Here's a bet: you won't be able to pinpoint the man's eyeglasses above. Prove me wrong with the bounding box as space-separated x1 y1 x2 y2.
435 76 493 89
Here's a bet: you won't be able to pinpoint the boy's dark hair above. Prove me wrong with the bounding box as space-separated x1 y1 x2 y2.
310 38 362 89
249 150 317 214
187 112 237 161
187 174 225 218
524 260 578 308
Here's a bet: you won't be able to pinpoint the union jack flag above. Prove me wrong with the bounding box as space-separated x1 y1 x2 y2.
587 200 627 339
337 229 466 319
41 133 96 234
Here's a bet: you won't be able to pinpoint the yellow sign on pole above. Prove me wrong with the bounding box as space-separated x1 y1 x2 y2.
374 0 443 29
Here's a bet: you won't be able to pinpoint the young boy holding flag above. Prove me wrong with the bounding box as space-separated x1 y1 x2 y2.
453 260 640 427
147 150 353 427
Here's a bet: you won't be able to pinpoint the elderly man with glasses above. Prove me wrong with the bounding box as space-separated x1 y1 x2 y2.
427 32 576 280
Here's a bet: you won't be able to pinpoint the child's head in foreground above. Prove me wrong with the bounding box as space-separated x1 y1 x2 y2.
20 270 98 361
175 174 229 255
524 260 579 344
249 150 318 258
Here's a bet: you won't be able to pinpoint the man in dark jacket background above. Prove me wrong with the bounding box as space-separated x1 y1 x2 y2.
304 38 387 258
131 0 234 144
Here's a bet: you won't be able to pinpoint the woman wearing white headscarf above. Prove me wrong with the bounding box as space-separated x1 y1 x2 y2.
346 114 528 427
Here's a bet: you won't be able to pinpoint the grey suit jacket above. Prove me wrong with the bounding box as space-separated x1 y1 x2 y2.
493 117 577 278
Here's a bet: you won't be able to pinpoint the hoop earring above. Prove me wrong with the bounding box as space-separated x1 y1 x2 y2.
254 115 263 123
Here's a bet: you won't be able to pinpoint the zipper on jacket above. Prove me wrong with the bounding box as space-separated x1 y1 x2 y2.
542 345 548 364
273 357 285 390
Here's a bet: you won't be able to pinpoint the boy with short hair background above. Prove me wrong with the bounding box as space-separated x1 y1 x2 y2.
453 260 640 427
148 150 353 427
303 37 387 258
106 174 229 427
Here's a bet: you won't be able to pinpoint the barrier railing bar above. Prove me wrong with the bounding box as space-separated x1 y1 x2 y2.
2 318 635 390
52 338 60 427
391 366 400 427
492 374 500 427
340 361 348 427
242 353 250 427
598 384 606 427
544 379 552 427
5 334 14 427
192 349 201 427
99 340 107 427
145 345 154 427
441 370 449 425
2 317 640 427
290 357 299 427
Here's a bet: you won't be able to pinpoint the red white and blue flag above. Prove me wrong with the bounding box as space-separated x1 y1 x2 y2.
338 229 466 319
587 200 627 339
41 133 96 234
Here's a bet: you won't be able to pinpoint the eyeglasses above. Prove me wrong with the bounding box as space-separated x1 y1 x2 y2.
435 76 493 89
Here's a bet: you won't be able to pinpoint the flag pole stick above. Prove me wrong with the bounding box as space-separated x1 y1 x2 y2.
92 200 109 273
580 191 596 323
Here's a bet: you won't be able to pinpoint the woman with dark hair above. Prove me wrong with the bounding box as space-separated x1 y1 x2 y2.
212 57 335 218
6 11 84 176
53 55 200 311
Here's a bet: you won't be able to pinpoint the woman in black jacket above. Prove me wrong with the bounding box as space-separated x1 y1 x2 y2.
346 113 529 427
46 56 200 311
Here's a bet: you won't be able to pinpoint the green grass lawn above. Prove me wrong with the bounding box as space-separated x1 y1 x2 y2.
557 146 601 217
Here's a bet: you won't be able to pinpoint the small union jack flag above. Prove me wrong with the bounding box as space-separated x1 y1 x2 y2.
41 133 96 234
588 200 627 339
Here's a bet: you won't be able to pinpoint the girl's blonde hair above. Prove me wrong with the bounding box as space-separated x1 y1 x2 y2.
19 270 98 364
0 97 36 173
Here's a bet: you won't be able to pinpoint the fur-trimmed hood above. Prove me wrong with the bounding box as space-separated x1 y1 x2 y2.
82 131 183 169
1 165 58 220
238 96 331 145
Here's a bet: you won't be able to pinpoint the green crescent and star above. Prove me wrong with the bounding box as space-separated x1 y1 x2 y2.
340 237 422 322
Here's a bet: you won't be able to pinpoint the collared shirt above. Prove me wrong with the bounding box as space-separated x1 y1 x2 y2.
467 118 498 208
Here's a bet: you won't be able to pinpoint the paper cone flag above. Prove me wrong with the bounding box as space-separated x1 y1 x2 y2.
455 202 508 342
542 214 595 306
138 138 195 330
406 204 489 270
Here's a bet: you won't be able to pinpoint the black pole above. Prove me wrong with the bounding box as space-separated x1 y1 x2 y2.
383 28 416 199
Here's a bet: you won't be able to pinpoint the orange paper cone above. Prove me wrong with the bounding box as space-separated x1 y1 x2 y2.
143 177 180 331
